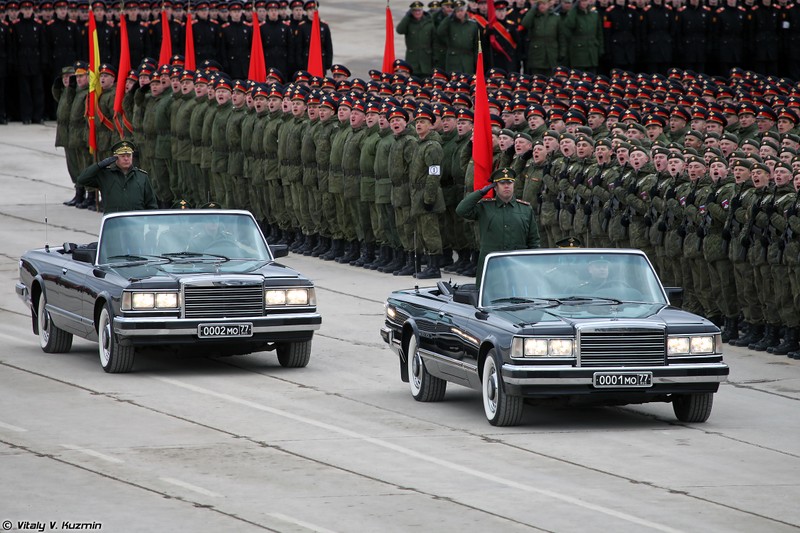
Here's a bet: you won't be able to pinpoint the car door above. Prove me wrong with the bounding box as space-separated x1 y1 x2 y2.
60 253 97 336
432 298 480 385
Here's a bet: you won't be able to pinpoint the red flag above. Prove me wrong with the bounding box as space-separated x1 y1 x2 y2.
158 8 172 66
472 44 492 194
382 2 395 74
248 9 266 82
306 10 323 76
113 14 131 137
88 10 101 156
184 10 196 71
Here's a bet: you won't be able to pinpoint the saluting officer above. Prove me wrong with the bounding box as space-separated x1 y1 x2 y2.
456 167 541 287
76 140 158 214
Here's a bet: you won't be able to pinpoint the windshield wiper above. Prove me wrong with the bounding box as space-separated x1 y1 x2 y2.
489 297 562 309
557 296 624 305
162 251 230 262
106 254 172 264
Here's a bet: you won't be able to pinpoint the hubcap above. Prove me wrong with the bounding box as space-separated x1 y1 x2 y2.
100 314 111 365
411 350 422 389
484 359 498 415
39 302 50 344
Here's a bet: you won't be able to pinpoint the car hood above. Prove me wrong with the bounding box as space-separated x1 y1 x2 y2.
492 302 711 329
102 260 301 282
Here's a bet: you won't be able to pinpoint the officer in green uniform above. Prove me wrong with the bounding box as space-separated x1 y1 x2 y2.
456 168 541 287
436 0 479 74
520 0 566 75
77 141 158 214
396 1 435 77
561 0 603 72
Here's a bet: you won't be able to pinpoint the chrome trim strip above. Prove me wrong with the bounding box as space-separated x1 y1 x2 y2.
113 313 321 336
501 363 729 386
419 347 479 373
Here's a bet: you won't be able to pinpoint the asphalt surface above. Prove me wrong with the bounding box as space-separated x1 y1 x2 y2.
1 125 799 529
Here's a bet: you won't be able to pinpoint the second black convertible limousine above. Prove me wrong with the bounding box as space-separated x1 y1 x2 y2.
381 249 729 426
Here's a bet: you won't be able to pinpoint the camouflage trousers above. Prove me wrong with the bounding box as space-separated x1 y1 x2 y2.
755 263 779 326
689 257 719 318
679 257 702 315
394 206 414 251
414 212 442 255
734 260 763 325
334 192 355 241
151 158 173 204
349 200 374 243
377 202 400 248
771 264 797 328
320 191 337 238
290 181 311 234
708 259 738 319
210 171 226 206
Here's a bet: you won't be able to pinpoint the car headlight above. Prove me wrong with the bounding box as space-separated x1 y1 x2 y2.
668 336 715 355
265 288 316 307
514 337 574 357
385 304 396 320
122 291 180 310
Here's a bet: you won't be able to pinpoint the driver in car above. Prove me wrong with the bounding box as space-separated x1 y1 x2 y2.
579 258 611 292
187 217 234 252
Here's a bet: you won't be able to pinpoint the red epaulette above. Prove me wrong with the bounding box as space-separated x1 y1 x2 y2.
282 20 290 25
716 6 724 13
47 19 55 25
702 6 710 11
738 6 746 11
643 5 651 12
678 6 685 12
606 5 615 11
11 19 20 25
221 22 230 28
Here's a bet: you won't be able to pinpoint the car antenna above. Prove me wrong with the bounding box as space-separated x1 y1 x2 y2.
44 194 50 253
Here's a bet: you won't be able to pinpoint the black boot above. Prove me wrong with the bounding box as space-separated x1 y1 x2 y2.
277 227 292 245
788 350 800 359
301 234 317 256
268 226 282 245
365 244 387 269
322 239 343 261
721 317 739 344
394 252 416 276
771 327 799 355
290 231 305 252
733 323 762 347
415 254 442 280
380 248 404 273
311 236 329 257
352 242 374 267
751 325 780 351
348 241 365 266
64 186 84 206
443 249 468 273
440 248 454 268
76 191 96 209
336 241 355 263
461 251 478 277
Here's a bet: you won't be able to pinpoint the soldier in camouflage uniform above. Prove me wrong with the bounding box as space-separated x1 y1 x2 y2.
341 99 372 265
210 77 234 207
312 94 339 257
387 107 418 276
262 84 287 242
585 138 619 248
357 101 383 268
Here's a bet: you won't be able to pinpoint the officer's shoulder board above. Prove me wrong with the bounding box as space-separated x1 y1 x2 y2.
221 22 231 28
479 197 496 203
137 167 148 175
47 19 55 26
516 199 531 206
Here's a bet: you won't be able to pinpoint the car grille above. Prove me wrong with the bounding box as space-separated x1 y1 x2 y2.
579 328 666 367
183 283 264 319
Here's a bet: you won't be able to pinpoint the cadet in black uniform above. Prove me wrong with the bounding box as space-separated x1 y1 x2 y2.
10 0 47 124
219 0 250 79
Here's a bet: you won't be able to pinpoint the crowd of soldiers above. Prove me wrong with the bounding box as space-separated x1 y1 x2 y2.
52 49 800 359
398 0 800 78
0 0 332 123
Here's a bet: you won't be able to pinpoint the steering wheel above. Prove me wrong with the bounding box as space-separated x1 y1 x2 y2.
203 238 239 255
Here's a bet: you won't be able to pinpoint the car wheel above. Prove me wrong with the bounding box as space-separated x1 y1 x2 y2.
277 340 311 368
98 304 135 373
407 334 446 402
672 393 714 423
482 349 523 426
37 292 73 353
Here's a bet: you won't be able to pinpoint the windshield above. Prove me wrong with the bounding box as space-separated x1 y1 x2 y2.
480 252 667 306
97 213 271 264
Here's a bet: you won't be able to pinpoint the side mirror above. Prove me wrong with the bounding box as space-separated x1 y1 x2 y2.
73 248 96 264
664 287 683 308
270 244 289 259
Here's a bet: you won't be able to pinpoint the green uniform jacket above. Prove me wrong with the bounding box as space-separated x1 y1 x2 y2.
681 175 713 261
200 98 217 170
359 125 381 202
53 83 73 148
388 127 417 207
240 107 259 179
278 115 307 185
96 88 116 154
623 164 658 249
141 92 163 164
342 123 369 199
250 110 270 184
703 177 736 263
562 6 603 68
301 117 320 188
67 86 87 150
328 120 352 194
314 117 337 192
262 110 284 182
436 15 479 74
439 130 460 207
373 127 395 204
168 91 185 162
77 162 158 214
175 93 197 163
520 9 565 71
397 11 435 77
154 93 174 160
456 188 541 284
225 104 248 176
409 130 445 216
211 101 234 173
